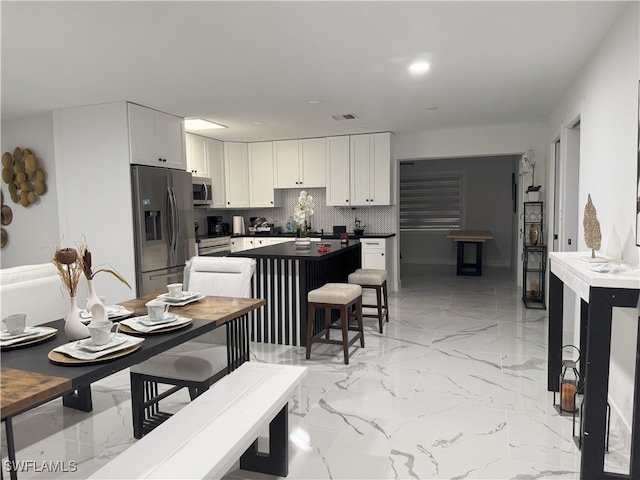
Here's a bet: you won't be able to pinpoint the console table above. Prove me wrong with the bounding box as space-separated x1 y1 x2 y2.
548 252 640 479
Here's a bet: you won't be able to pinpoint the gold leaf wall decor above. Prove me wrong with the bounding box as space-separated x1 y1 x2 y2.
1 147 47 207
583 194 602 258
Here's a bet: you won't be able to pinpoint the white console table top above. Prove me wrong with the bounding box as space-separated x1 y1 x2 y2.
549 252 640 302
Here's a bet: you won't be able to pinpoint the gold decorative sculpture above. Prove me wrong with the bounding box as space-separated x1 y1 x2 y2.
1 147 47 207
583 194 604 262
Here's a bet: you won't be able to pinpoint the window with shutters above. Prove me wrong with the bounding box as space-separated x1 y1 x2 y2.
400 173 463 231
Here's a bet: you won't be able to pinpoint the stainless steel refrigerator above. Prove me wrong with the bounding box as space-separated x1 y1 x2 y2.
131 165 196 296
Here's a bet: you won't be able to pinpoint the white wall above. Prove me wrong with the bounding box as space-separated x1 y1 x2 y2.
400 155 518 268
546 2 640 454
1 113 61 267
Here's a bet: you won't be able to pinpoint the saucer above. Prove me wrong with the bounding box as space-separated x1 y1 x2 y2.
1 326 39 341
138 312 179 327
158 291 200 303
77 334 127 352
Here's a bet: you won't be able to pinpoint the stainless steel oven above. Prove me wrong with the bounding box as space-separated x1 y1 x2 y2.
198 236 231 256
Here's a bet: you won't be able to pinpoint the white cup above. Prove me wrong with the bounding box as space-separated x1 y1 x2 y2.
167 283 183 298
2 313 26 335
146 300 169 322
87 321 119 346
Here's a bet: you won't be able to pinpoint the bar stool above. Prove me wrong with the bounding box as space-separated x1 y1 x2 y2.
347 269 389 333
305 283 364 365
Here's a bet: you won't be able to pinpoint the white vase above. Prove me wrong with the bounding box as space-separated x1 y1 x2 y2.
85 278 108 323
295 237 311 248
527 191 540 202
65 296 90 340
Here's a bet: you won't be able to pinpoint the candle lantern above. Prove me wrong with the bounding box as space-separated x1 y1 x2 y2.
553 345 581 414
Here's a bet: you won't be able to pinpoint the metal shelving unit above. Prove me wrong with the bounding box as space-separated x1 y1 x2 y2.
522 201 546 309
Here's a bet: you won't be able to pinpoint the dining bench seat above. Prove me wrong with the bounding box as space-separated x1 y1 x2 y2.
89 362 307 479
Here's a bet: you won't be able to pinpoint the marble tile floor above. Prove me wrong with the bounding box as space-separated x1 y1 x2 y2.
1 265 630 479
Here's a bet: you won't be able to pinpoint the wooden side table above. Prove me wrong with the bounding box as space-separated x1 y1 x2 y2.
446 230 494 276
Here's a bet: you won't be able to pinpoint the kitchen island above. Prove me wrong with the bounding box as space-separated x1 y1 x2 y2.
229 240 361 346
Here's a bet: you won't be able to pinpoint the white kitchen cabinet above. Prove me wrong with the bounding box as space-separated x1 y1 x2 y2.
242 238 255 250
185 133 208 177
268 238 294 246
350 132 391 206
326 136 351 206
248 142 281 208
274 138 326 189
129 103 186 170
300 138 326 188
360 238 391 272
230 238 242 253
206 138 226 208
255 237 269 248
223 142 250 208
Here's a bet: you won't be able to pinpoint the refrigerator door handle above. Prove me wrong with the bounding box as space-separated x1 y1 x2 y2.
170 186 179 254
166 187 175 253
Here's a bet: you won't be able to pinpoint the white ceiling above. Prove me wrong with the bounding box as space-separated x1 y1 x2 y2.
1 1 627 143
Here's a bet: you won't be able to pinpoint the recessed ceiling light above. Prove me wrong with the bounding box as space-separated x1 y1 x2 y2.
308 100 322 104
409 61 430 74
185 118 227 130
252 121 266 125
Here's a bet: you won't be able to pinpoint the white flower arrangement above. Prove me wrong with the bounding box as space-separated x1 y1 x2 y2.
519 150 540 192
293 190 314 237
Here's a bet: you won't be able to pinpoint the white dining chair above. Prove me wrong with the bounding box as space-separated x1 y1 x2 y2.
129 256 256 438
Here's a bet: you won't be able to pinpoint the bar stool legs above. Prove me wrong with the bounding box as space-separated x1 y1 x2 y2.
306 284 364 365
348 269 389 334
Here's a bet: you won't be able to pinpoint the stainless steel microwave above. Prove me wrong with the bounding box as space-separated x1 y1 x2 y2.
192 176 213 205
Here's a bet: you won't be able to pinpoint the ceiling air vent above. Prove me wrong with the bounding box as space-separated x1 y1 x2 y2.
331 113 359 121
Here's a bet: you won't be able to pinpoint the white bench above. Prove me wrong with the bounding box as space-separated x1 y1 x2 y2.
89 362 307 479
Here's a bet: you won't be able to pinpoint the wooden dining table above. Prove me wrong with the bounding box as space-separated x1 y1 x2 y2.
0 294 265 480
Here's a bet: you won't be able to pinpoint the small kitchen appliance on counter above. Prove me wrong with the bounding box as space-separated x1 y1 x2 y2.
248 217 273 233
207 216 229 236
232 216 246 235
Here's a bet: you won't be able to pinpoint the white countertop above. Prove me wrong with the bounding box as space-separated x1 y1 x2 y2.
549 251 640 302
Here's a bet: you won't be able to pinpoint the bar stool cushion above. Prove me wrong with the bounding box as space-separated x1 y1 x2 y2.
348 269 387 286
308 283 362 304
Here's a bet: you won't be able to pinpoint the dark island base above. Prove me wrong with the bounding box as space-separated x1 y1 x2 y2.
231 240 362 346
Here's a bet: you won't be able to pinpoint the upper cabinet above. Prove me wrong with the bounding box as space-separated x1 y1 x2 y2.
274 138 326 189
185 133 208 177
128 103 186 170
326 136 351 206
350 132 391 206
206 138 226 208
326 132 392 207
223 142 250 208
248 142 282 208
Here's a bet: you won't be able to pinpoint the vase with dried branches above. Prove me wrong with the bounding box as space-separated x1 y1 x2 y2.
52 242 89 340
79 239 131 323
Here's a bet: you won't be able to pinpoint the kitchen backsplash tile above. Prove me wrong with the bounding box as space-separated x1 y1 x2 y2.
194 188 397 234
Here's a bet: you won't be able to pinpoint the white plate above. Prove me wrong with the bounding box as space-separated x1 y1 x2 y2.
1 326 40 341
157 291 201 303
120 315 191 333
137 312 179 327
155 293 206 307
54 335 144 361
80 305 134 321
0 327 57 347
76 334 127 352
